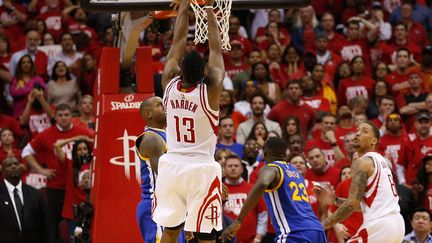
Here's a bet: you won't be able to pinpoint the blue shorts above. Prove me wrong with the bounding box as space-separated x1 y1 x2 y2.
137 199 185 243
137 199 162 242
279 229 327 243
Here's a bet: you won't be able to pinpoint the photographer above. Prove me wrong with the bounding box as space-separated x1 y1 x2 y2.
54 136 93 242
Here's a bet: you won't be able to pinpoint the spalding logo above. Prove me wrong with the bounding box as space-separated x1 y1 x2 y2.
110 94 141 110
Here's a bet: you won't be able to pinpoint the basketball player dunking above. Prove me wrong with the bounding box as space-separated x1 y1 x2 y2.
152 0 225 242
317 122 405 242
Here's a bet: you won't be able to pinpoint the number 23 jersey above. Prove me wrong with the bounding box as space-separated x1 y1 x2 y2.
163 77 219 159
264 161 323 236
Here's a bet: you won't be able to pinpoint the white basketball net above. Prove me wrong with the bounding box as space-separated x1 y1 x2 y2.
190 0 232 50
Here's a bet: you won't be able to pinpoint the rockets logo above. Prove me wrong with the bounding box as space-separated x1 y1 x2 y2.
109 129 141 184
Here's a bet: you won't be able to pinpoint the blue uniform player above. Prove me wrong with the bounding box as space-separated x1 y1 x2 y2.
222 138 326 243
135 96 185 242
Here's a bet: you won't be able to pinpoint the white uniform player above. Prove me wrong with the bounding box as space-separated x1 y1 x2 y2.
348 151 405 243
153 76 223 233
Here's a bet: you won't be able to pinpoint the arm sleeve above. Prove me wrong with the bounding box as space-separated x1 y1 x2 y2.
396 164 406 185
256 210 268 236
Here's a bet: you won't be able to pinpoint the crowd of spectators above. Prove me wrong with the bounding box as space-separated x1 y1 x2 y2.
1 0 432 242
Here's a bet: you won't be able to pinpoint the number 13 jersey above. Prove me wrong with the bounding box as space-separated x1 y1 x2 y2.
163 76 219 160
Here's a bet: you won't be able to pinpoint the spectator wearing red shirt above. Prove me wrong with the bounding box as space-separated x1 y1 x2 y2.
0 0 27 39
335 106 356 141
377 113 414 185
379 23 422 65
72 95 95 134
0 113 24 143
399 2 429 48
224 41 249 80
396 71 428 131
0 128 24 181
223 155 267 243
337 56 375 106
0 34 12 83
267 79 315 140
19 85 54 139
305 113 346 168
386 48 414 96
63 6 98 42
228 16 253 55
421 46 432 92
36 0 65 41
305 147 341 188
255 21 290 55
54 136 92 240
311 64 338 114
219 89 247 130
22 104 92 240
301 75 331 114
9 31 48 79
371 95 397 134
77 53 97 96
320 12 346 55
339 18 378 76
329 178 364 242
335 132 357 169
407 112 432 186
270 46 305 90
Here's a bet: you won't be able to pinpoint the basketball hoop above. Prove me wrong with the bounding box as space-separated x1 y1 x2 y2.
190 0 232 50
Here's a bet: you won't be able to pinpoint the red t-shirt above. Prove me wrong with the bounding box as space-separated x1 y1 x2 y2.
377 133 414 173
28 107 53 139
29 125 92 189
305 136 343 167
62 161 90 219
327 33 346 56
329 179 363 240
305 179 319 218
339 38 372 75
267 100 315 140
0 3 26 38
229 34 254 55
337 76 375 106
386 70 411 96
407 134 432 185
37 11 64 41
379 41 422 65
408 22 429 48
270 64 306 90
305 166 341 188
224 60 250 80
335 126 356 141
301 95 331 113
224 180 267 243
65 18 98 41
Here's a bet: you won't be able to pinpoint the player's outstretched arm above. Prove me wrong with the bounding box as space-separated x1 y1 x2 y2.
161 0 189 91
138 133 166 174
221 166 280 240
321 156 372 229
205 0 225 111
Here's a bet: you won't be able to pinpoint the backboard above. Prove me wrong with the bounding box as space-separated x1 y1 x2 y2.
81 0 311 11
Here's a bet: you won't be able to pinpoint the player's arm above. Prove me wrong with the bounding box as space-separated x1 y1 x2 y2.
138 133 166 174
321 156 373 229
161 0 189 91
205 0 225 111
221 165 280 240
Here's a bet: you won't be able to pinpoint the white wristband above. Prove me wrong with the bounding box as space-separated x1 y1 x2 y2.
204 5 213 9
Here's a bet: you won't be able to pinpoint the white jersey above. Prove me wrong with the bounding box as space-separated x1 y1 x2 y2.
361 152 400 222
163 76 219 160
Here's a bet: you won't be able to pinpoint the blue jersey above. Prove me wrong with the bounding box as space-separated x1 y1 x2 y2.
264 161 324 242
135 127 167 200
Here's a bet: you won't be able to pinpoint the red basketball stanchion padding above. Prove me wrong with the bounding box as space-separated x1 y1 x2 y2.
90 47 154 243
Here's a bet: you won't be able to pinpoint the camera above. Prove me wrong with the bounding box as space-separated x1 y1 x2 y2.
73 202 94 243
79 154 92 164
